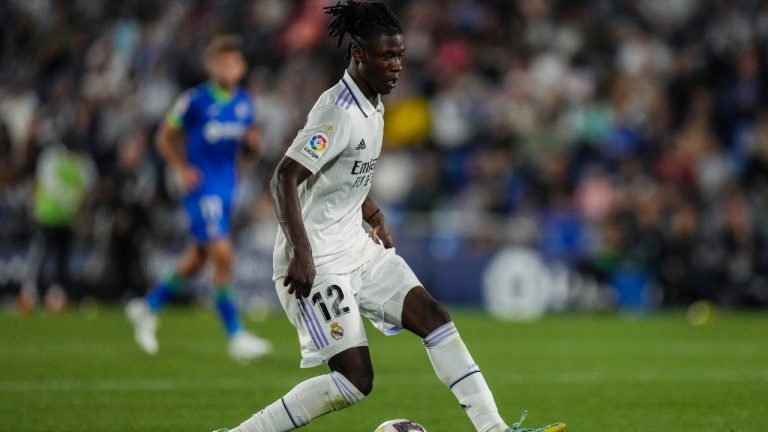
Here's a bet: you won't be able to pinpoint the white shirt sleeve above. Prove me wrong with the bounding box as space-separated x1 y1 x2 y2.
285 104 352 174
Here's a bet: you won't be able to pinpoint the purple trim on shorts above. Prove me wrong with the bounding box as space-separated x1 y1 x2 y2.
298 299 322 349
303 297 330 346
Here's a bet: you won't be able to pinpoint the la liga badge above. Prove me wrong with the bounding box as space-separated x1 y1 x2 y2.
302 131 329 160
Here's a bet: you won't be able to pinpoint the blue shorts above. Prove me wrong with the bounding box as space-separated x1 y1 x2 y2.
183 193 232 243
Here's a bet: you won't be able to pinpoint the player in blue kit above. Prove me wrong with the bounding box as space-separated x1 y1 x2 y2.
127 35 271 362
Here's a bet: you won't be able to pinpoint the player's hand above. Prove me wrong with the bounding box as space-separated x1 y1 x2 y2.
368 211 394 249
284 246 315 299
175 165 203 192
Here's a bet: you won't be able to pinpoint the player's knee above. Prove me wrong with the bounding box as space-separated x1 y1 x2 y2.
209 244 233 270
343 368 374 396
425 297 451 324
213 253 233 271
329 346 375 396
193 244 207 259
178 248 207 278
194 246 209 263
188 245 207 267
416 293 451 330
402 287 453 337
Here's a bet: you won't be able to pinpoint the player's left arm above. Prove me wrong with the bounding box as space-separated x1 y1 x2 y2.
363 196 394 249
236 96 262 177
240 95 262 159
237 125 262 177
240 125 262 159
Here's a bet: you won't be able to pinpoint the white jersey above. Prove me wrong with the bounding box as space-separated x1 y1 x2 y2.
273 71 385 280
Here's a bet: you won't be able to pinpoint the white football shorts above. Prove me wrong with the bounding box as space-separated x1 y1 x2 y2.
276 242 421 368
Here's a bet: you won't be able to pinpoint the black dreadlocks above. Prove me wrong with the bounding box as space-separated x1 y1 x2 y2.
324 0 402 64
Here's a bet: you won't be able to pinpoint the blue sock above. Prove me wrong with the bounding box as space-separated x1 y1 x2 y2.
215 287 242 337
146 273 184 313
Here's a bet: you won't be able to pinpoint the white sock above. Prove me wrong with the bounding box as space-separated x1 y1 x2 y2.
424 322 508 432
231 371 364 432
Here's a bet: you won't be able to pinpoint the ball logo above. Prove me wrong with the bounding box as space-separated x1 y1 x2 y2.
375 419 427 432
330 322 344 340
302 131 330 160
309 133 328 152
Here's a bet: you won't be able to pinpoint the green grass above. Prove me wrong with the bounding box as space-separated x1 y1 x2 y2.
1 306 766 431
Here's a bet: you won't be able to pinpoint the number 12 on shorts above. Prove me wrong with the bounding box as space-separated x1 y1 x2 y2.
311 285 351 323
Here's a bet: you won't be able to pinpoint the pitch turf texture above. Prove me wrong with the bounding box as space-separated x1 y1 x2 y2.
1 307 766 431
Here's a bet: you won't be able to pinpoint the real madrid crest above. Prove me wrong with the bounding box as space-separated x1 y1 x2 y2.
330 322 344 340
324 122 336 133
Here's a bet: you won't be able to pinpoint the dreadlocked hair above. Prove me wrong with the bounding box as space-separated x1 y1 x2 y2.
324 1 402 64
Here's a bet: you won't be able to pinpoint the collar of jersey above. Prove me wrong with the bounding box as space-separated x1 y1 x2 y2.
206 81 236 105
341 71 381 118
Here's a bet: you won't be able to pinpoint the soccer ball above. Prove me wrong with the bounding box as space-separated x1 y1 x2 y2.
375 419 428 432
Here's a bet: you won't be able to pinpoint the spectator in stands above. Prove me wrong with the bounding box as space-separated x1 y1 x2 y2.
20 136 96 311
1 0 768 308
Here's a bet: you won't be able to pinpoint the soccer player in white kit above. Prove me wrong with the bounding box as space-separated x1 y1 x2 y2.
215 2 566 431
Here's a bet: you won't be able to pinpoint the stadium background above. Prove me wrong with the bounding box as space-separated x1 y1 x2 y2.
2 2 768 432
2 0 768 313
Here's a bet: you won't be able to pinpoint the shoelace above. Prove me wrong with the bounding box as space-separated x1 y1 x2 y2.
511 410 529 430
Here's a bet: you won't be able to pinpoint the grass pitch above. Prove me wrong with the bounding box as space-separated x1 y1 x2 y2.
1 305 766 431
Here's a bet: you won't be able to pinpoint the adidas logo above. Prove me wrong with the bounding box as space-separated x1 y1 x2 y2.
355 139 366 150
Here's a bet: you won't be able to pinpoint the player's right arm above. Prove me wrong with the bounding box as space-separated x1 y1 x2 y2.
155 92 202 192
272 103 352 298
271 157 314 298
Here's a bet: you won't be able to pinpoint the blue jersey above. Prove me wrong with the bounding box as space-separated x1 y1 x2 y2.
166 82 254 242
167 82 254 200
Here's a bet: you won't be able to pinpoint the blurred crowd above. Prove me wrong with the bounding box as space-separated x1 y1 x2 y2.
2 0 768 307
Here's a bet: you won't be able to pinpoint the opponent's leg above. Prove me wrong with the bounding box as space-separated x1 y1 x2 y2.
208 238 271 361
126 244 206 355
147 244 206 311
208 238 240 335
229 347 370 432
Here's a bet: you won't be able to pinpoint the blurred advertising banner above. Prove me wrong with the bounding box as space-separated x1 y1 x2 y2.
1 241 636 314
